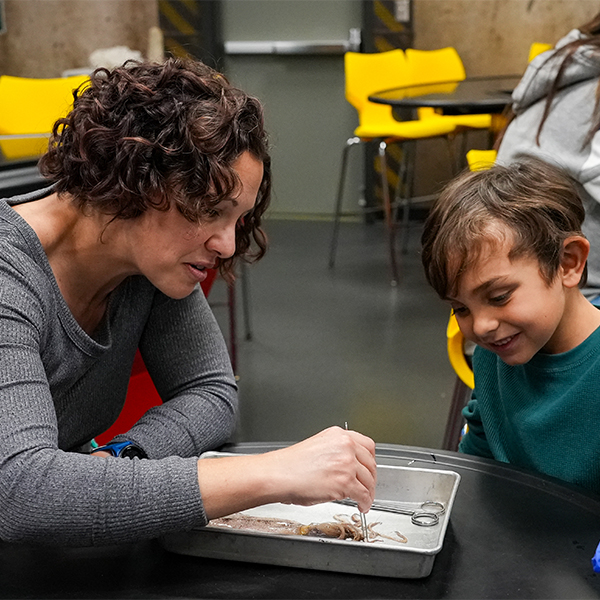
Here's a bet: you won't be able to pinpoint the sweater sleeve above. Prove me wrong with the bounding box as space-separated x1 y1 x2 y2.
458 396 494 459
0 277 215 547
112 285 239 459
0 261 230 545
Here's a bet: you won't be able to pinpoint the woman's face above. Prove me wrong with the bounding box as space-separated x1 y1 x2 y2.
129 151 263 299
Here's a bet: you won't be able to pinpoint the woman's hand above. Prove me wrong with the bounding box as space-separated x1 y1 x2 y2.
261 426 376 512
197 426 377 520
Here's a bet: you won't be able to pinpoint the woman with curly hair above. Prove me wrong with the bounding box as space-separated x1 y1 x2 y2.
0 58 376 546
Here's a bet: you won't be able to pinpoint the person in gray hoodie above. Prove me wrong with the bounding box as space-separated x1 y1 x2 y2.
497 11 600 303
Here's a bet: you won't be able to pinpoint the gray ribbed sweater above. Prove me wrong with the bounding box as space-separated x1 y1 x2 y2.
459 325 600 494
0 187 238 546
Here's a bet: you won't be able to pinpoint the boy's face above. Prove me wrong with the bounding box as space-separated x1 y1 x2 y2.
448 234 568 366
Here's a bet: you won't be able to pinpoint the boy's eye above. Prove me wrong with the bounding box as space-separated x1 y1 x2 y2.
451 306 468 316
489 292 510 305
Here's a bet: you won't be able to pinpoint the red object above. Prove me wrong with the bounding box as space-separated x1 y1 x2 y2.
95 269 218 445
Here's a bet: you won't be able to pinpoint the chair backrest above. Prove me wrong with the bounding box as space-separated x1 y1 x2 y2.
405 47 466 87
528 42 553 63
0 74 89 160
0 74 89 135
344 49 408 127
466 149 497 171
447 313 474 389
404 48 467 120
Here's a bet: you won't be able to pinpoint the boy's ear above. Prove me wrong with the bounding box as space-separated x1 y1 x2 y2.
560 236 589 288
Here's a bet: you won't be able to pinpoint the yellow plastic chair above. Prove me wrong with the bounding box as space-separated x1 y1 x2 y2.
0 74 89 160
328 49 460 284
396 48 494 254
447 313 475 390
405 47 492 132
528 42 553 63
466 148 497 171
447 149 496 390
443 312 476 451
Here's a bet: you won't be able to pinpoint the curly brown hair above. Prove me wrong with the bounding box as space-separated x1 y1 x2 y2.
39 58 271 279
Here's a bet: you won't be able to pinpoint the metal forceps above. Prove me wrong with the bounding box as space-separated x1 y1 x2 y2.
333 498 445 527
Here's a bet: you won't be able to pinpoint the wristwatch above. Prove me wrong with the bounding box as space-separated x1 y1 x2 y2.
93 440 147 459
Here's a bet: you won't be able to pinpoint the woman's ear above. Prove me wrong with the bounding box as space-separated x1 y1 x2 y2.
560 236 589 288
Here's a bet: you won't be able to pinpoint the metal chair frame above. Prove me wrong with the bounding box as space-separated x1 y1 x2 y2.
328 49 462 285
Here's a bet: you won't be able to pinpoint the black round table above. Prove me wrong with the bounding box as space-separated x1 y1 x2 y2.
2 443 600 599
369 75 523 116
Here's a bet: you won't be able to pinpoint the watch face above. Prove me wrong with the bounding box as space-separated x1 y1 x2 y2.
120 445 147 459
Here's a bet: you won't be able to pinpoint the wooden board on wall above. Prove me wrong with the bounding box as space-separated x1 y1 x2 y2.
413 0 600 77
407 0 600 200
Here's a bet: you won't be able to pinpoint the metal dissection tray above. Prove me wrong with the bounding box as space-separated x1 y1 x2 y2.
161 456 461 579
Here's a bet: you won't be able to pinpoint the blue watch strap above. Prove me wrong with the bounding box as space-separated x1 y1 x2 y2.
93 440 147 459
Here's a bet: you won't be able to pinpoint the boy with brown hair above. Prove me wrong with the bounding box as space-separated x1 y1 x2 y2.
421 157 600 493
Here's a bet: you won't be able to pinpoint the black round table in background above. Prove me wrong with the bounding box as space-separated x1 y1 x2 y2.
368 76 523 116
1 443 600 599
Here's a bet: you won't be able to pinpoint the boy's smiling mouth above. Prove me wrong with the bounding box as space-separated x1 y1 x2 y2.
491 334 517 347
487 333 521 354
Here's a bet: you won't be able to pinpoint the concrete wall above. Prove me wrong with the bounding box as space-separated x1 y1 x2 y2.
0 0 158 77
222 0 363 218
414 0 599 77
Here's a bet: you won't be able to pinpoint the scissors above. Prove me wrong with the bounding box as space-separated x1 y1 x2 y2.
333 498 445 527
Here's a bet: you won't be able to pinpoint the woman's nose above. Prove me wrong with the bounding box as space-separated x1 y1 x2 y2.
207 225 237 259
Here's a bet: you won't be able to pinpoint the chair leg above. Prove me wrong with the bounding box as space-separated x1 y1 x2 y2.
328 136 361 269
240 262 252 341
227 281 237 374
444 133 459 175
378 140 399 285
397 140 416 256
442 376 472 451
458 130 468 173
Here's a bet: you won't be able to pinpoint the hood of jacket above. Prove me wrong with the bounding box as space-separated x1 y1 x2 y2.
512 29 600 114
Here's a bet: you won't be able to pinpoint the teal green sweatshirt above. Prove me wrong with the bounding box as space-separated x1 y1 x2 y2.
459 325 600 494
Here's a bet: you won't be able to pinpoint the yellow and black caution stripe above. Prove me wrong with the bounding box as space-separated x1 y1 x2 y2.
372 0 408 53
158 0 199 59
158 0 223 66
362 1 413 211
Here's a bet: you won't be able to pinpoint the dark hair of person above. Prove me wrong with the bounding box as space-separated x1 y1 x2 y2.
421 157 587 300
39 58 271 280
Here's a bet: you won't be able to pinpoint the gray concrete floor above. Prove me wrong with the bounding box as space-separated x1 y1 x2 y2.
209 218 456 450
